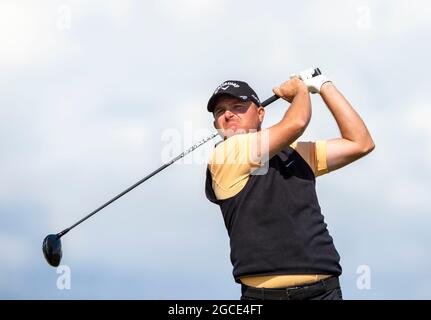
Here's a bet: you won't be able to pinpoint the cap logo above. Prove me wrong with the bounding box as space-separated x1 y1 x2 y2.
214 81 240 94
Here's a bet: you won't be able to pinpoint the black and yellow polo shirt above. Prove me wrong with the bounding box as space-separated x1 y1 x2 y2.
205 132 342 287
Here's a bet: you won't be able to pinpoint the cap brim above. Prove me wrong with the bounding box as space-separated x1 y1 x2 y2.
207 92 245 113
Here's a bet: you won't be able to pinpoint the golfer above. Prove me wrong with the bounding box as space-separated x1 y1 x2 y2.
205 68 375 300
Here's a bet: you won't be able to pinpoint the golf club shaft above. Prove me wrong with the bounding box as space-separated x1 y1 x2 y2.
57 94 280 238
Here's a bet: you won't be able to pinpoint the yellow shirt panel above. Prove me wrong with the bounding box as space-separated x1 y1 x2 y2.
208 132 263 200
290 140 329 177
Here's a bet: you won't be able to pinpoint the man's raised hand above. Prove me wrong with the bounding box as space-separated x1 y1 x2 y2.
291 67 332 94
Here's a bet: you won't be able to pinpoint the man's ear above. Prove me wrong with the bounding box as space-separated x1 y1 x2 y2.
213 120 217 129
258 106 265 123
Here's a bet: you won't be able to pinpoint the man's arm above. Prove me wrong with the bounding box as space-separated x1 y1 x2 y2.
320 82 375 172
256 77 311 161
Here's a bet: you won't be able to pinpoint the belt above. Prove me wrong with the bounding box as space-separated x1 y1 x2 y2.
241 276 340 300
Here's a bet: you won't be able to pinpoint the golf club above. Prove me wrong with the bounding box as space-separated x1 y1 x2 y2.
42 68 322 267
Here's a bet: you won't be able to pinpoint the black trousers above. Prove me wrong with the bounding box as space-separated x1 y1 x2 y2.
240 276 343 300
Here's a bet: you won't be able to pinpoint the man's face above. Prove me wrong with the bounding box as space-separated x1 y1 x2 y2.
212 95 265 138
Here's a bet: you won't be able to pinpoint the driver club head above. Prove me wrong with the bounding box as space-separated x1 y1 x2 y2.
42 234 62 267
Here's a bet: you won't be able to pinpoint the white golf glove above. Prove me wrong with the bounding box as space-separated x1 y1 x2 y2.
291 67 331 94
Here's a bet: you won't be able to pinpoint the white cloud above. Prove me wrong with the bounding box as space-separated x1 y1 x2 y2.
405 101 431 160
407 102 431 133
154 0 227 22
0 233 32 270
0 2 78 70
104 0 134 24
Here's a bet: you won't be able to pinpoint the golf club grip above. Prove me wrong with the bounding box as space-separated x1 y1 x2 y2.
261 95 280 107
261 67 320 107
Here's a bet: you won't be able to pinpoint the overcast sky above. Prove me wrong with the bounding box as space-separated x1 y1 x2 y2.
1 0 430 299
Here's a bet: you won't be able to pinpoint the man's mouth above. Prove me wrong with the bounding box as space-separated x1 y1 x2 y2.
226 121 239 128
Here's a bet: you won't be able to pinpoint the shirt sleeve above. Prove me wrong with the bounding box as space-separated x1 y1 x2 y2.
290 140 329 177
208 132 263 200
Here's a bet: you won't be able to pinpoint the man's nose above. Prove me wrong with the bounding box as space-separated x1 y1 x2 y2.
224 109 234 118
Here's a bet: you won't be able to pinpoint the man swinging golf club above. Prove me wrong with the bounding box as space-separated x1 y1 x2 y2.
205 68 375 300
